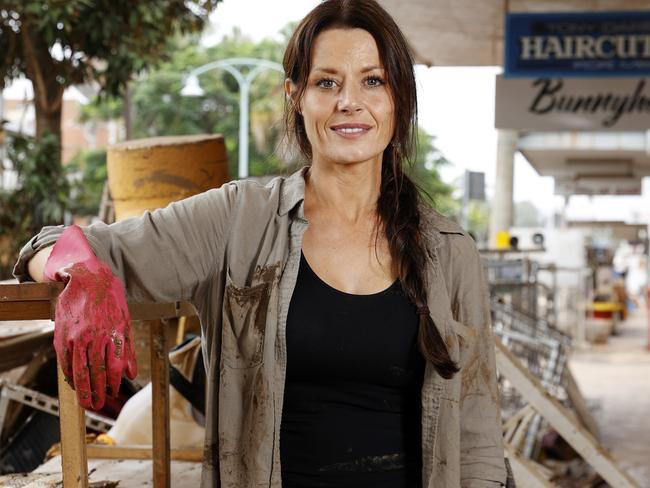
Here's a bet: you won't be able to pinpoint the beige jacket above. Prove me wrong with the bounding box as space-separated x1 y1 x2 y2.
15 166 506 487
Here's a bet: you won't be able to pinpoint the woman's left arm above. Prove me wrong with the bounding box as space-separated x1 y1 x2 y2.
452 234 507 487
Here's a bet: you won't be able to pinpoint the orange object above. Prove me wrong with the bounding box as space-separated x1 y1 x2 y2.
107 134 228 221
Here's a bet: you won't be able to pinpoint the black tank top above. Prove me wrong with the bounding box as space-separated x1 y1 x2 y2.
280 251 425 488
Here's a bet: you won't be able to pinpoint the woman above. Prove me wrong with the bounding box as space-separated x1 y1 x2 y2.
16 0 507 486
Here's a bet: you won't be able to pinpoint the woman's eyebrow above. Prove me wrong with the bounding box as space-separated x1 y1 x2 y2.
312 67 339 74
311 65 384 74
361 65 384 72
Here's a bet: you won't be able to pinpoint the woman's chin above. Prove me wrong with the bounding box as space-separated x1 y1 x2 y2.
320 150 384 166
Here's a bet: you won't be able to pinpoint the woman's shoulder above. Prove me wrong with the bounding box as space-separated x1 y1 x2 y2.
418 201 466 236
418 201 481 261
212 173 281 203
227 167 306 216
215 169 305 223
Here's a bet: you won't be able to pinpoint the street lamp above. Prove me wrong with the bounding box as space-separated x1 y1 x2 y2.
181 57 284 179
180 75 204 97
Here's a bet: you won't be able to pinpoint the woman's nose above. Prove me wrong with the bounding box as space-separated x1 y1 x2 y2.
337 85 363 113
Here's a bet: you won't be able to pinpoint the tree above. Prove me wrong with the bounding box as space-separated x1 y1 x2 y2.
410 127 456 216
0 132 68 277
81 28 292 179
66 148 107 217
0 0 221 151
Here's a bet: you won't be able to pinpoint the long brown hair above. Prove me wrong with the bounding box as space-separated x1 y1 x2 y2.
283 0 458 379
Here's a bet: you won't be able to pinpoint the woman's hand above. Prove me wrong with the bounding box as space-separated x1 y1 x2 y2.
44 225 137 410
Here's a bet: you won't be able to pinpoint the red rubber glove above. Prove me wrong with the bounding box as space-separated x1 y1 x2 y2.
44 224 137 410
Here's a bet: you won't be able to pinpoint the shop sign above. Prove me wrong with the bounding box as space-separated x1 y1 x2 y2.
505 11 650 77
495 75 650 130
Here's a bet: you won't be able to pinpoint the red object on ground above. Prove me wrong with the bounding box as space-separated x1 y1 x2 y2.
44 224 137 410
593 310 614 319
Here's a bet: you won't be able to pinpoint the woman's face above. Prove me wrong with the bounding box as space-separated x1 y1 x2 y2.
288 27 395 168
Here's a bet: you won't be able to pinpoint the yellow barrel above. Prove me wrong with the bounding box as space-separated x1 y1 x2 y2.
107 134 228 221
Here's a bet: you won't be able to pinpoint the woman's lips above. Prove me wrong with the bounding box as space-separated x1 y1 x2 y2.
330 123 372 139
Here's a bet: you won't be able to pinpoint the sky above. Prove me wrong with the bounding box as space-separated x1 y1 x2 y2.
205 0 649 226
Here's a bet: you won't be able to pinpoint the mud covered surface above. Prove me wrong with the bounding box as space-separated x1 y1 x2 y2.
0 472 119 487
31 456 201 487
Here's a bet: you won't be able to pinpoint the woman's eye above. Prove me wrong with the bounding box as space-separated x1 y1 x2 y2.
316 78 337 88
365 75 385 87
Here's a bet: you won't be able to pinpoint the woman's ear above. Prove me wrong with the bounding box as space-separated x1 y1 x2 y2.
284 78 301 114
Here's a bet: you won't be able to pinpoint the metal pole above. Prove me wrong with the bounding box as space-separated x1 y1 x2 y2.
181 58 284 180
238 79 250 179
490 129 518 247
461 169 469 230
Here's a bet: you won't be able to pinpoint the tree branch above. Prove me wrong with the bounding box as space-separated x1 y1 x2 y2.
19 17 49 111
1 28 18 69
48 84 65 114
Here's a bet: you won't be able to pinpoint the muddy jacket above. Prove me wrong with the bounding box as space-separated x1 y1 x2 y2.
14 166 507 487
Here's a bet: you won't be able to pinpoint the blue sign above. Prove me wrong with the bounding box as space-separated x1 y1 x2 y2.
505 11 650 78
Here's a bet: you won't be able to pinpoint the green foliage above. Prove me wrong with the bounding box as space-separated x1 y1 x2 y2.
0 1 222 97
80 29 294 179
409 127 456 216
0 133 69 278
466 199 491 238
67 149 107 217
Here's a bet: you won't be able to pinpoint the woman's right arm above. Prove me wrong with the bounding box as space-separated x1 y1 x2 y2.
27 245 54 283
15 182 239 303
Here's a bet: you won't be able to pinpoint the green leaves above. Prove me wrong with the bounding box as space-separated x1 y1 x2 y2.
0 1 224 277
81 28 291 179
0 0 223 118
67 148 107 217
409 127 456 215
0 132 69 278
3 132 68 223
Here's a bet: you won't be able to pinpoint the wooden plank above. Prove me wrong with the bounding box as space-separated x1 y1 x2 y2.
86 445 202 462
129 301 196 320
150 319 171 488
0 301 53 321
505 444 555 488
503 404 534 441
0 330 54 372
0 346 53 444
0 284 196 321
510 407 536 452
0 282 64 301
0 299 196 321
495 339 640 488
57 365 88 488
565 365 600 440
